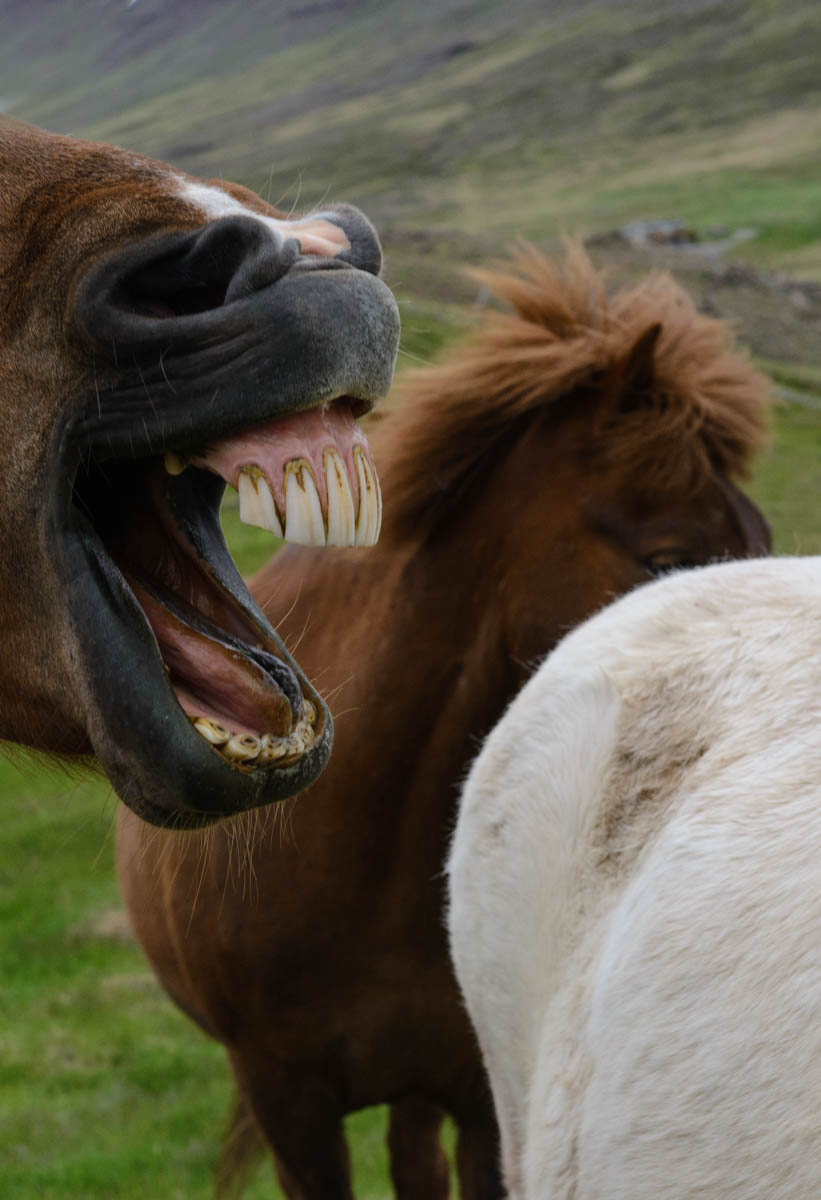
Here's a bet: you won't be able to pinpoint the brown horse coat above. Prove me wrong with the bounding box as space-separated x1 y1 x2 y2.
0 116 398 826
118 244 772 1197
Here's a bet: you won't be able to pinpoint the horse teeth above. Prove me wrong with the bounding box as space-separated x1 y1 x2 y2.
237 468 284 537
192 717 230 746
373 463 383 542
190 721 315 767
284 727 308 755
222 732 261 762
324 448 356 546
283 460 326 546
353 449 381 547
295 719 316 749
164 451 187 475
258 734 288 764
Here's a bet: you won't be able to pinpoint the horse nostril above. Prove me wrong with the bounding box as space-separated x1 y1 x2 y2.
117 206 385 320
222 240 299 306
129 282 228 320
75 207 391 362
119 216 297 320
318 204 383 278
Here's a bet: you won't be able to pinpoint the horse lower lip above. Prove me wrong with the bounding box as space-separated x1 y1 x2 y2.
63 432 334 822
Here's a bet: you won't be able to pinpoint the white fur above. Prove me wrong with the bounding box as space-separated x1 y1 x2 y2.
448 555 821 1198
176 177 339 245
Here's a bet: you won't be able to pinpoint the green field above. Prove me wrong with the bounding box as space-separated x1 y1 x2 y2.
3 1 821 1195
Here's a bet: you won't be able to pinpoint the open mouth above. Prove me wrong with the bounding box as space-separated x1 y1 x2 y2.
69 398 381 797
56 207 399 826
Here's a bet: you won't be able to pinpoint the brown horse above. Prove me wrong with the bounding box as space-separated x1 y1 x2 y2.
118 244 772 1198
0 116 398 828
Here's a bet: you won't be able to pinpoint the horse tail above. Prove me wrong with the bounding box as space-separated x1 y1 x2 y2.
213 1090 267 1199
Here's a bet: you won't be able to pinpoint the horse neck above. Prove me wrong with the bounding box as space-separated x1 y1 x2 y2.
255 502 520 827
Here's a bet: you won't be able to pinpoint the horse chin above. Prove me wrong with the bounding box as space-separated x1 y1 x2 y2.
50 431 335 829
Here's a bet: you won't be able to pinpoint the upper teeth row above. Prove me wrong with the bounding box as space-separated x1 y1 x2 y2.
164 448 382 548
191 699 318 767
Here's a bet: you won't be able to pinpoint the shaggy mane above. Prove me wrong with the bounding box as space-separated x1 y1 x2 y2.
374 241 771 537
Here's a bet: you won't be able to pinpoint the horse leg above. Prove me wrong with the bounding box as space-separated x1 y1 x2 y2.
247 1101 352 1200
455 1109 506 1200
253 1109 352 1200
228 1061 354 1200
387 1097 450 1198
270 1127 352 1200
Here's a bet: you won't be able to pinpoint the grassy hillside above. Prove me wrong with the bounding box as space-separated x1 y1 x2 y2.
3 0 821 273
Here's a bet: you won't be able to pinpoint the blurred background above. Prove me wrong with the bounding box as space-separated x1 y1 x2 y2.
2 1 821 1195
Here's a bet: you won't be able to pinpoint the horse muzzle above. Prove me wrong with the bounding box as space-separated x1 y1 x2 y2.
49 208 399 827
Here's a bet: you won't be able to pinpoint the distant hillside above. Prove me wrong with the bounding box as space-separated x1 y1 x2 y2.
3 0 821 275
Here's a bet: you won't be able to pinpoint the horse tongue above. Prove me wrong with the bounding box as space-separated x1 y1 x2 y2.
181 405 382 548
129 579 295 738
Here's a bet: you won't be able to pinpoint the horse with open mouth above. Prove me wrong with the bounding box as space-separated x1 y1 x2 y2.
118 243 772 1197
0 116 399 828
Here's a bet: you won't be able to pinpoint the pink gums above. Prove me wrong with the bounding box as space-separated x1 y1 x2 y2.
189 404 374 517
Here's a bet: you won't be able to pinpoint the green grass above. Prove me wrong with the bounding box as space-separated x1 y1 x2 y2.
748 398 821 556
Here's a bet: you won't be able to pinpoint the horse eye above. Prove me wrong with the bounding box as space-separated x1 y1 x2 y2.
643 549 697 577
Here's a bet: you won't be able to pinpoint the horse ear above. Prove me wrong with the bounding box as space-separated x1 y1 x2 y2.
616 322 662 412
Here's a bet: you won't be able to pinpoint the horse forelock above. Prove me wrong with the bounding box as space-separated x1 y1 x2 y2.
376 240 772 536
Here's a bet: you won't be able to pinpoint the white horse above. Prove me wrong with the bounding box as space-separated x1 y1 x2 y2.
448 555 821 1199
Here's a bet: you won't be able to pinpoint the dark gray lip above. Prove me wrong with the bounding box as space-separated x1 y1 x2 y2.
50 461 334 829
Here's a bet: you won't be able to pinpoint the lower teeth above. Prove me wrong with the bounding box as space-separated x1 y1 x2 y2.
190 699 318 767
223 733 262 762
192 717 230 746
259 735 288 765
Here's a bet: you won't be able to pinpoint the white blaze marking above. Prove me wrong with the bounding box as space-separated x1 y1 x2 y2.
175 178 349 255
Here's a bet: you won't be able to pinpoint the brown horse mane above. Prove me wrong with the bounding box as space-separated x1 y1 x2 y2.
374 240 771 537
